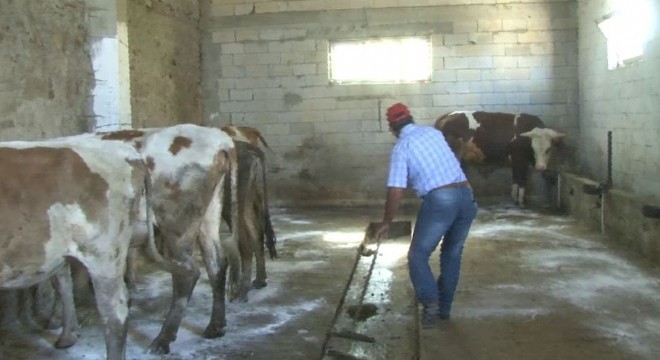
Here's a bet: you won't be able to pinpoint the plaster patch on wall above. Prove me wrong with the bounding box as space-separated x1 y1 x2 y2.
90 38 123 132
283 92 303 109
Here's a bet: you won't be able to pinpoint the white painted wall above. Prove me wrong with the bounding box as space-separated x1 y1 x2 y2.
86 0 133 132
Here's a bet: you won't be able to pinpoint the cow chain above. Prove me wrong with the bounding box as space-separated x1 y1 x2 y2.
352 237 382 327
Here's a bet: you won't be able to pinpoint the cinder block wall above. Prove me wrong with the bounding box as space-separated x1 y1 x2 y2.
558 0 660 264
201 0 579 206
577 0 660 200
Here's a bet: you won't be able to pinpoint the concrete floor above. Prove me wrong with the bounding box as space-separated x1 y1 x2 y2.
0 203 659 359
420 203 660 360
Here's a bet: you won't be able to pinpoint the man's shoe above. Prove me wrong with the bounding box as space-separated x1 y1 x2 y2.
421 304 440 329
421 312 439 328
438 312 450 320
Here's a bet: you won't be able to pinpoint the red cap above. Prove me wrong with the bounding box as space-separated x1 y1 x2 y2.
386 103 410 124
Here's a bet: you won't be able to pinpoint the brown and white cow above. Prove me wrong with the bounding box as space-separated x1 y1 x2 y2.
435 111 565 206
99 124 240 354
222 141 277 302
0 135 149 360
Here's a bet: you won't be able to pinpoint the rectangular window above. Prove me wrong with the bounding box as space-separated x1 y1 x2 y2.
329 37 432 85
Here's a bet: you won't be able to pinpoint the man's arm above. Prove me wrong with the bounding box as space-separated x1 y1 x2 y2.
375 187 405 240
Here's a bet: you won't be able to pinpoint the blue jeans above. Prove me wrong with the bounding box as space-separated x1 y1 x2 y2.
408 186 477 315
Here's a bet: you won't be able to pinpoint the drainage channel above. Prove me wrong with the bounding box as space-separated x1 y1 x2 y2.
320 225 418 360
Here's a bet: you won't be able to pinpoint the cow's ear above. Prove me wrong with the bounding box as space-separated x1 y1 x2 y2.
551 137 563 146
519 130 534 138
546 128 565 138
549 130 565 145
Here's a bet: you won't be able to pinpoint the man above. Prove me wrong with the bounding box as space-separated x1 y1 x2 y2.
375 102 478 328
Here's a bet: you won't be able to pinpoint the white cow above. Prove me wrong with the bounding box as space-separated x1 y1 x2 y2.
99 124 240 354
0 135 148 360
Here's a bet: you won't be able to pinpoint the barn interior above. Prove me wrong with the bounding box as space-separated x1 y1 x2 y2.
1 0 659 360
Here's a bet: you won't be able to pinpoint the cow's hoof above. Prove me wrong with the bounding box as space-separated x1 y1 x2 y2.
148 340 170 355
252 279 267 289
203 325 226 339
228 286 240 302
233 293 248 303
54 334 78 349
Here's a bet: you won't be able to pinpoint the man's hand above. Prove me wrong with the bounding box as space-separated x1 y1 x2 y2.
376 187 404 242
375 222 390 241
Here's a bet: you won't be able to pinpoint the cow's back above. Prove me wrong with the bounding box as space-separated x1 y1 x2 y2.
470 111 517 163
0 136 143 288
137 125 234 232
221 125 269 148
436 111 544 164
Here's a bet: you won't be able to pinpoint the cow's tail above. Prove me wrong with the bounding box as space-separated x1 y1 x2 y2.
264 209 277 259
255 131 270 149
225 147 242 296
255 146 277 259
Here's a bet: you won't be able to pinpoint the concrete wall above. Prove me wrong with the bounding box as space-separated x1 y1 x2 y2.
0 0 92 141
560 173 660 264
202 0 579 206
128 0 203 127
577 0 660 200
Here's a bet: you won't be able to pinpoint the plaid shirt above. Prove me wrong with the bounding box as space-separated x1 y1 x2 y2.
387 124 467 197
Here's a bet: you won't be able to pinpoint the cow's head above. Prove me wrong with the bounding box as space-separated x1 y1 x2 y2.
519 128 565 171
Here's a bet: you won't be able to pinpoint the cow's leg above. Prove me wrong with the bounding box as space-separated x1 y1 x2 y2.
124 247 138 290
70 258 94 307
87 267 129 360
517 187 526 207
51 264 79 349
510 155 529 207
511 183 525 206
148 232 200 355
510 183 518 204
250 199 267 290
198 187 227 339
36 282 62 330
246 164 267 291
197 238 227 338
20 284 58 330
18 287 39 328
236 221 252 302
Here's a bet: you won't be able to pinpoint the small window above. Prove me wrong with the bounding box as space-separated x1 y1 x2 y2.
329 37 432 85
597 0 655 70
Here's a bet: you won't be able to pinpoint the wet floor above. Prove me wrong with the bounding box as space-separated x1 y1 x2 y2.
420 203 660 360
0 203 659 360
